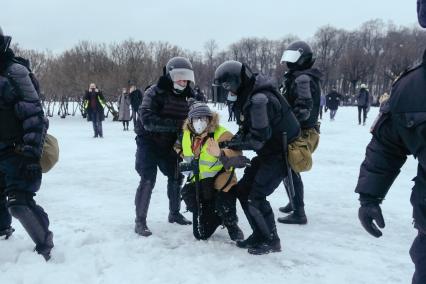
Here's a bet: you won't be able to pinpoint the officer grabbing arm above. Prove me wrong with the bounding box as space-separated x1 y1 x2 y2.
214 60 300 255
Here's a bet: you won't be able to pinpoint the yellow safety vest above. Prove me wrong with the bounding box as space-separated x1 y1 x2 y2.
182 126 228 181
84 94 106 109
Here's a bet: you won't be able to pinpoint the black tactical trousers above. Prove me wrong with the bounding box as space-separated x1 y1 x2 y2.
410 232 426 284
286 169 304 208
134 137 183 223
237 155 284 241
0 153 52 248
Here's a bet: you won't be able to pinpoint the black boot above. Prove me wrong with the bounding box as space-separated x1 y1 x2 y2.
135 219 152 237
248 232 281 255
168 212 192 225
278 203 293 214
167 179 191 225
0 226 14 240
35 231 54 261
226 223 244 241
135 179 154 234
236 232 263 249
277 207 307 225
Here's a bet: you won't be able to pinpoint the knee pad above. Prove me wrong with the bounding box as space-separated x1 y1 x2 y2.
7 191 34 219
248 197 272 216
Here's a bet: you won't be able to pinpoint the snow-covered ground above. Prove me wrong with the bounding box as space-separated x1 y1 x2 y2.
0 106 417 284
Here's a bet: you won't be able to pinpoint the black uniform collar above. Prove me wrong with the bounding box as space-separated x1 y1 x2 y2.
0 48 14 71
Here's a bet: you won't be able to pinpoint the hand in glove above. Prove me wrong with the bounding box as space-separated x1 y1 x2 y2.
20 156 42 181
358 195 385 238
219 153 251 169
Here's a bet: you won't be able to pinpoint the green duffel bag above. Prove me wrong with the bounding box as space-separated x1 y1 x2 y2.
40 134 59 173
288 128 319 173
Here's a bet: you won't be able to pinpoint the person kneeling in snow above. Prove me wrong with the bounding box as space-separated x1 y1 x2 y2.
176 102 249 241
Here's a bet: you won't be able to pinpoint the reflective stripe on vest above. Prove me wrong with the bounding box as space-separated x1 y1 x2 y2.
182 125 228 181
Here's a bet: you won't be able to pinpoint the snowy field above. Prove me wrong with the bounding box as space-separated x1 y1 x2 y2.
0 106 418 284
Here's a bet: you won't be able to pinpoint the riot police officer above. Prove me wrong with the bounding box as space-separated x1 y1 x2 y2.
134 57 194 237
0 27 53 260
355 2 426 282
278 40 322 225
214 60 300 255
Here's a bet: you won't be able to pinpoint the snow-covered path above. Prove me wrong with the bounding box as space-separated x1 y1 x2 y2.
0 106 417 284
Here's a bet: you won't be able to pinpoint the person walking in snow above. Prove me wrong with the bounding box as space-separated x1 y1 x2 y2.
129 84 143 129
357 84 370 125
278 40 321 225
118 88 131 131
325 87 342 121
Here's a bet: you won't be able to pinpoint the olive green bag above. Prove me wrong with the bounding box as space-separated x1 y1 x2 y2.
288 128 319 173
40 134 59 173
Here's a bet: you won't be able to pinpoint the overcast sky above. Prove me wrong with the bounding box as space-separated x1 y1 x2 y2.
2 0 418 53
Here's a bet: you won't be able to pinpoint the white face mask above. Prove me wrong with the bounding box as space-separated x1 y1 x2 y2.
192 118 208 134
173 82 186 93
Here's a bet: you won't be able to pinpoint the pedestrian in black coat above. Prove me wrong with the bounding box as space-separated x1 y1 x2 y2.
129 85 143 129
326 88 342 121
357 84 370 125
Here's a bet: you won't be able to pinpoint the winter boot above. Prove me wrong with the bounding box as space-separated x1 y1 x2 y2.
226 223 244 241
0 226 14 240
35 231 54 261
236 232 263 249
135 220 152 237
248 231 281 255
279 203 293 214
168 212 192 225
167 179 191 225
277 207 307 225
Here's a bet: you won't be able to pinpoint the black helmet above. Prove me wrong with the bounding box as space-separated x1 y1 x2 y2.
418 0 426 28
213 60 253 94
281 40 315 70
165 57 195 84
0 27 12 56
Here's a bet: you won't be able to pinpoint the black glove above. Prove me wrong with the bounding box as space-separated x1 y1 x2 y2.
294 107 310 121
219 154 251 169
20 156 42 181
358 195 385 238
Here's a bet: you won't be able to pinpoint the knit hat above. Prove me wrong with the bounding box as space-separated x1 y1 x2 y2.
188 102 213 119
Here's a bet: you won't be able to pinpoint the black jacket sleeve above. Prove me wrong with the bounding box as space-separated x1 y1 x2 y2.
355 113 408 198
293 74 313 122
